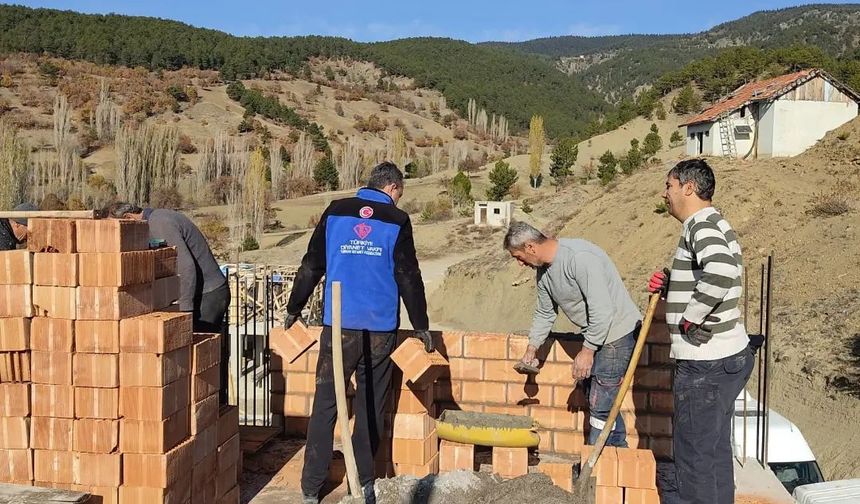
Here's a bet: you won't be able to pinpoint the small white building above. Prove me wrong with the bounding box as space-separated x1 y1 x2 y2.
474 201 512 227
682 69 860 158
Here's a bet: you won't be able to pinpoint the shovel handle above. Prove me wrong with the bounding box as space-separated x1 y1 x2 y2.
579 293 661 484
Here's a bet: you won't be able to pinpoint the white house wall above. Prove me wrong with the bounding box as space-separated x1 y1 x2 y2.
768 98 858 157
757 102 776 157
685 123 718 156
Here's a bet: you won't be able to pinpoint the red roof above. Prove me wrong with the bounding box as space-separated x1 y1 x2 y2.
681 69 824 126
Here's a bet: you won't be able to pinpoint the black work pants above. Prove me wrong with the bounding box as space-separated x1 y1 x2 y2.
673 346 754 504
193 282 231 405
301 326 395 497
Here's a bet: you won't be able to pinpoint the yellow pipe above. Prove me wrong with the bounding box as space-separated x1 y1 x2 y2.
435 419 541 448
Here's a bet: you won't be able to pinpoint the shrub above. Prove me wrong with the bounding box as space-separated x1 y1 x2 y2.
0 73 12 88
150 187 184 209
237 118 256 133
597 151 618 186
197 215 229 252
654 200 669 214
655 102 667 121
453 125 468 140
39 193 66 210
166 85 188 102
354 114 387 133
399 199 422 215
178 134 197 154
241 235 260 251
670 130 684 147
458 155 482 173
420 198 453 222
837 131 851 141
335 102 344 117
806 188 852 217
521 200 533 214
642 124 663 157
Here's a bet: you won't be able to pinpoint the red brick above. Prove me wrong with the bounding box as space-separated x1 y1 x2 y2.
534 362 575 386
552 385 588 409
617 448 651 490
32 384 73 418
30 417 71 451
0 318 30 351
391 337 448 388
0 284 33 318
634 414 672 437
73 353 119 388
625 488 660 504
492 447 528 479
73 452 121 487
461 381 506 405
462 333 507 359
271 394 310 417
508 335 553 361
283 416 310 437
434 380 462 402
483 404 525 416
633 368 673 390
0 383 30 417
647 322 671 344
0 417 28 450
31 318 73 352
483 359 522 382
553 340 583 363
530 407 583 431
119 312 192 354
28 219 76 253
435 331 463 358
191 332 220 374
32 286 76 319
34 449 74 484
119 408 190 454
0 250 32 284
633 390 649 411
269 322 317 364
73 419 119 454
0 449 33 482
76 284 153 321
33 253 78 287
447 357 483 380
637 345 650 367
553 430 585 456
153 247 177 279
391 386 433 414
648 344 673 365
581 445 618 487
392 430 437 465
31 351 72 385
78 251 154 287
392 412 434 440
648 391 673 414
648 437 673 460
75 387 119 419
538 430 553 452
393 452 438 477
439 440 474 472
537 462 573 492
286 373 316 395
75 219 149 253
595 486 623 504
75 321 119 354
507 383 551 406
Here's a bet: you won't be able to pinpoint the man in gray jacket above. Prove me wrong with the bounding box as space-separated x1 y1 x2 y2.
108 203 230 404
504 221 641 447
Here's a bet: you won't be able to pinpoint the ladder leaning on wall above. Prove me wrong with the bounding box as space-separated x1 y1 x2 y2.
718 112 738 158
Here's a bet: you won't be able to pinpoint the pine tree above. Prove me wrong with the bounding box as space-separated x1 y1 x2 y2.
449 171 472 207
670 130 684 147
597 151 617 186
313 156 339 191
642 124 663 157
673 84 702 115
487 160 518 201
622 139 642 175
549 137 578 187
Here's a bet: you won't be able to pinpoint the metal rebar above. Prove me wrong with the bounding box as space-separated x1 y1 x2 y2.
243 274 248 425
763 254 774 466
756 262 765 464
252 264 258 427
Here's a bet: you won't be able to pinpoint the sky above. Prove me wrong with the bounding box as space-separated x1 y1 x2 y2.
10 1 860 42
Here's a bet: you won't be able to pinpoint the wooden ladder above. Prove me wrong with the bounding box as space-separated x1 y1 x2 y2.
719 113 737 157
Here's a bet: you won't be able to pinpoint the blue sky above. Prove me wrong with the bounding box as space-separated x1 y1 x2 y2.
10 1 859 42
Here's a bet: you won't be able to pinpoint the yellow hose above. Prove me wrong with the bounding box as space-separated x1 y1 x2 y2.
436 418 541 448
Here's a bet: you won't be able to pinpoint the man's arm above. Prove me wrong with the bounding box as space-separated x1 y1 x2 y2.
151 219 196 311
393 216 429 331
286 209 329 316
570 252 614 350
683 220 739 324
527 273 558 350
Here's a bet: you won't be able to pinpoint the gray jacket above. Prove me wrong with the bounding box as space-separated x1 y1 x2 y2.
528 239 641 350
145 208 226 311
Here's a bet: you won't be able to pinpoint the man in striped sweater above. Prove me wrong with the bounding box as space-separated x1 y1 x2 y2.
648 159 753 504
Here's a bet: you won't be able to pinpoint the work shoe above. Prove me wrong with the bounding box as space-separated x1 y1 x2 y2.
363 483 377 504
302 494 318 504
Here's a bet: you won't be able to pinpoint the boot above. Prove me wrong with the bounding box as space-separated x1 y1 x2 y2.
363 482 377 504
302 494 319 504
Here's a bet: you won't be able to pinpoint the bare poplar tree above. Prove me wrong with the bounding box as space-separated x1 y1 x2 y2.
244 148 268 242
292 132 315 179
53 94 71 149
338 137 364 190
95 79 121 141
467 98 477 126
115 123 180 204
392 129 407 167
430 144 442 174
447 141 467 171
269 141 284 199
225 150 249 256
476 109 488 134
0 120 31 210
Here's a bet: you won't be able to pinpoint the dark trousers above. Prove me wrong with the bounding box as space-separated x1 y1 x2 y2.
585 326 637 447
301 326 395 497
673 346 754 504
193 283 231 405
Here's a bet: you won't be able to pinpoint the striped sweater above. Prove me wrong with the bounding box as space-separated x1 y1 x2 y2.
666 206 749 361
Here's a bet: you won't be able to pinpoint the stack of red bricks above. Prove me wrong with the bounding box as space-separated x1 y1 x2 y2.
0 218 240 503
583 445 660 504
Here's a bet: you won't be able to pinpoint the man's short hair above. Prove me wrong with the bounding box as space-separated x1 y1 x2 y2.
667 159 716 201
105 202 143 218
503 221 548 251
366 162 403 190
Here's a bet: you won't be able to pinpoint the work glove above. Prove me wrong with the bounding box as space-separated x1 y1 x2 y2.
284 313 304 330
412 330 435 353
647 268 671 298
681 319 713 346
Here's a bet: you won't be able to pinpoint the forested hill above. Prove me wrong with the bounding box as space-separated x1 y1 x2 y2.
0 5 609 138
487 4 860 101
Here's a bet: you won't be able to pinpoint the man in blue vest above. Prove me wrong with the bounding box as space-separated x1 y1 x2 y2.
285 161 432 504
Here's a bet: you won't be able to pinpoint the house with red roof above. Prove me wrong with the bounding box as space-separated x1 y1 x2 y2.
681 69 859 158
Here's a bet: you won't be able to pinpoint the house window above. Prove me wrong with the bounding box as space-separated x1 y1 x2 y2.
690 133 695 139
493 208 501 215
740 106 746 118
705 131 709 137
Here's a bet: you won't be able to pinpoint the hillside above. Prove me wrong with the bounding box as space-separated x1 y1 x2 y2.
426 117 860 480
488 4 860 101
0 4 608 137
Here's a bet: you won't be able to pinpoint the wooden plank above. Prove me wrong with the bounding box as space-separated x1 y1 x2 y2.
0 211 100 220
239 425 281 454
0 483 90 503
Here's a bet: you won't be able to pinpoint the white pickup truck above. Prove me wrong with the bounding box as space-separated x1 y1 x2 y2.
733 390 825 494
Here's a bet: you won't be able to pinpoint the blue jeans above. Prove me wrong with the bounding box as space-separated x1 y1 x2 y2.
585 326 638 447
673 346 754 504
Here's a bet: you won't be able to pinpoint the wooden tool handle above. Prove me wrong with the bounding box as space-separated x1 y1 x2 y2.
579 293 661 486
331 281 363 501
